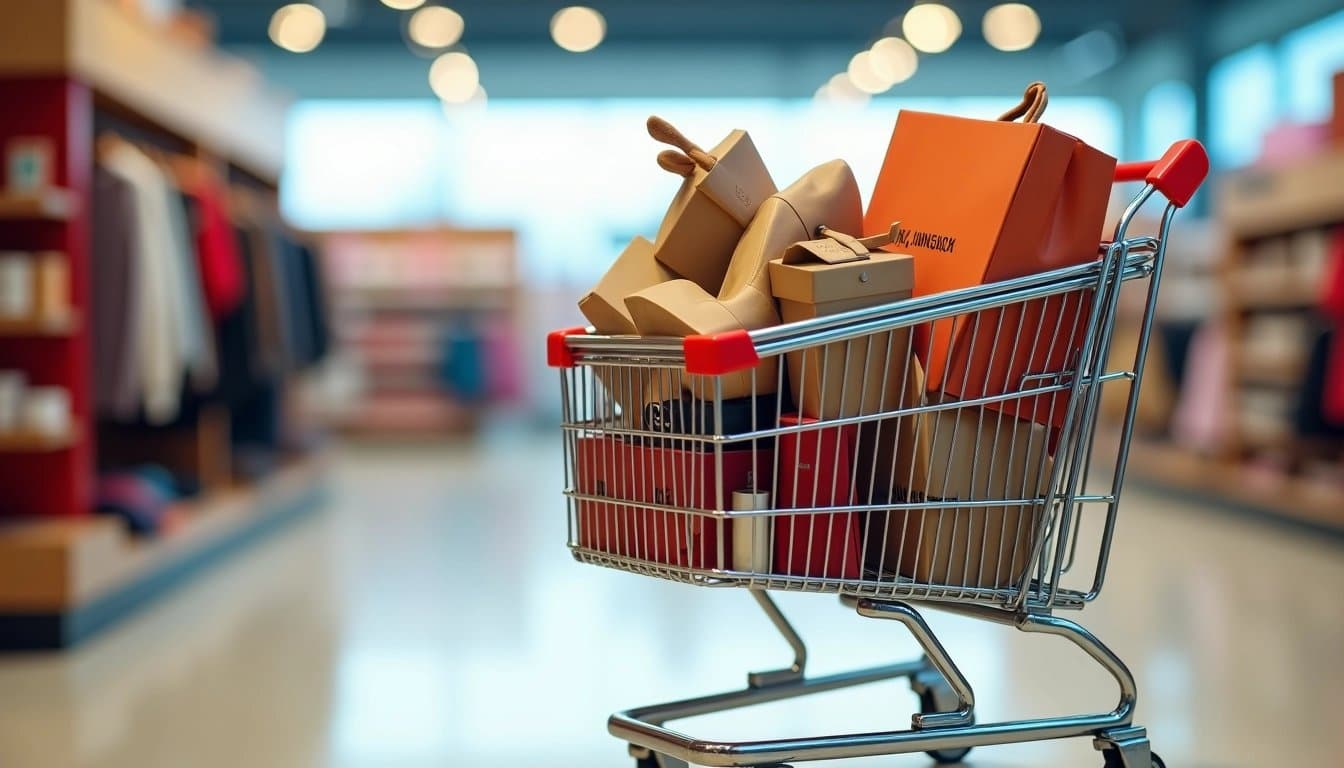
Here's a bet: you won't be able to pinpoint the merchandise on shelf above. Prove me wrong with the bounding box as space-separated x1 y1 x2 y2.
4 136 54 191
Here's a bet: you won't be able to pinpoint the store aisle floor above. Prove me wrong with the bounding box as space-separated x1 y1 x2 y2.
1 427 1342 768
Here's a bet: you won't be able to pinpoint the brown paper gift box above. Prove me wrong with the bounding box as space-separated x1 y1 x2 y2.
578 236 670 335
648 119 777 294
768 232 915 420
578 237 675 425
627 160 861 401
867 400 1052 589
862 82 1116 428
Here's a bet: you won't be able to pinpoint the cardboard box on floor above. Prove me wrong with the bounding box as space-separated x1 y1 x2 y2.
865 398 1052 589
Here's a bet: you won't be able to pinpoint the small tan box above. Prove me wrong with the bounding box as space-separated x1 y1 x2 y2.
768 241 914 420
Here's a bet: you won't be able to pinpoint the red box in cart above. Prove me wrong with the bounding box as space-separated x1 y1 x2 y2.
774 416 861 579
574 436 771 569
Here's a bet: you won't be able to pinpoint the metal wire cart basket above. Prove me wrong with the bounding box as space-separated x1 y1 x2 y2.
549 140 1209 768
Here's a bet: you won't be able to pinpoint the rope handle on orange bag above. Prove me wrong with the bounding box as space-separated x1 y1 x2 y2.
997 81 1048 124
648 116 719 177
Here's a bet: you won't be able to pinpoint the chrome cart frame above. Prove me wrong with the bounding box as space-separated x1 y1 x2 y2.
549 140 1208 768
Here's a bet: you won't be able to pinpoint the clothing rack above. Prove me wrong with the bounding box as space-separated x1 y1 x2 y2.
0 0 327 650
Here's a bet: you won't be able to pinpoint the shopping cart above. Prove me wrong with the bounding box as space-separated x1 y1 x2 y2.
548 139 1209 768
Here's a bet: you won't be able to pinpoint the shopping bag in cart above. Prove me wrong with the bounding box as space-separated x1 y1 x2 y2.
774 417 862 579
863 81 1116 428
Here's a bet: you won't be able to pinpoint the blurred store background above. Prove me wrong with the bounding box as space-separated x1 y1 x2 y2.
0 1 1341 767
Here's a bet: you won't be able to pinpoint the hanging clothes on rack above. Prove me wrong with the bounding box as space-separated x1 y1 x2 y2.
97 137 216 425
92 167 143 422
1320 227 1344 426
180 161 246 321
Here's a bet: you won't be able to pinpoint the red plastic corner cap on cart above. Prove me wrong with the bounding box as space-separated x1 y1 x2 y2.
1114 139 1209 208
546 326 590 368
684 329 760 376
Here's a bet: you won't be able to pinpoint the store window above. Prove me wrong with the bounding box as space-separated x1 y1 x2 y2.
1207 43 1278 168
1140 81 1196 163
1282 9 1344 123
283 97 1121 285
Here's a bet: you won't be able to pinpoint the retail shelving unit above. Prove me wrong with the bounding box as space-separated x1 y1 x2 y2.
0 0 324 649
1116 151 1344 534
325 228 520 436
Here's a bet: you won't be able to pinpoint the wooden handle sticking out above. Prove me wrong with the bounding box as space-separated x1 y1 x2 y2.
647 115 718 176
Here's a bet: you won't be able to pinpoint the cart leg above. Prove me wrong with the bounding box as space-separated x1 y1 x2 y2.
855 599 975 728
1093 726 1154 767
747 589 807 687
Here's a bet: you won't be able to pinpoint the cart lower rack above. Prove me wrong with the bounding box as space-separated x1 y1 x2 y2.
550 140 1208 768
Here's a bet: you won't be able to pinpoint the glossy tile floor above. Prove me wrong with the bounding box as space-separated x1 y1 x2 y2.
1 427 1342 768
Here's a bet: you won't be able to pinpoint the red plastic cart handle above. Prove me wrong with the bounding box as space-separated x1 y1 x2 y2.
1113 139 1209 208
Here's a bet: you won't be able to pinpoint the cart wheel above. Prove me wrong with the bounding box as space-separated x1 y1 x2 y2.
918 689 973 764
1102 749 1165 768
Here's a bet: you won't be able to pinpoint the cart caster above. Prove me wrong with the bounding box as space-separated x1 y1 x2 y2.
629 746 694 768
917 687 974 764
1102 750 1165 768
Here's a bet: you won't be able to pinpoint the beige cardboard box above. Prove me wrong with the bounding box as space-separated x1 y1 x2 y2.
866 400 1052 589
768 244 914 419
852 355 931 506
579 236 676 425
651 129 776 294
579 236 671 335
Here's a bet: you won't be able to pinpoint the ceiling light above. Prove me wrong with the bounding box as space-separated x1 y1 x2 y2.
269 4 326 53
382 0 426 10
825 73 871 105
983 3 1040 51
847 51 893 94
409 6 464 48
902 3 961 53
869 36 918 84
429 50 479 102
550 6 605 53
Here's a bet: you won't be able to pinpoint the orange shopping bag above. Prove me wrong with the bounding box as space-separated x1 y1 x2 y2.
863 82 1116 428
